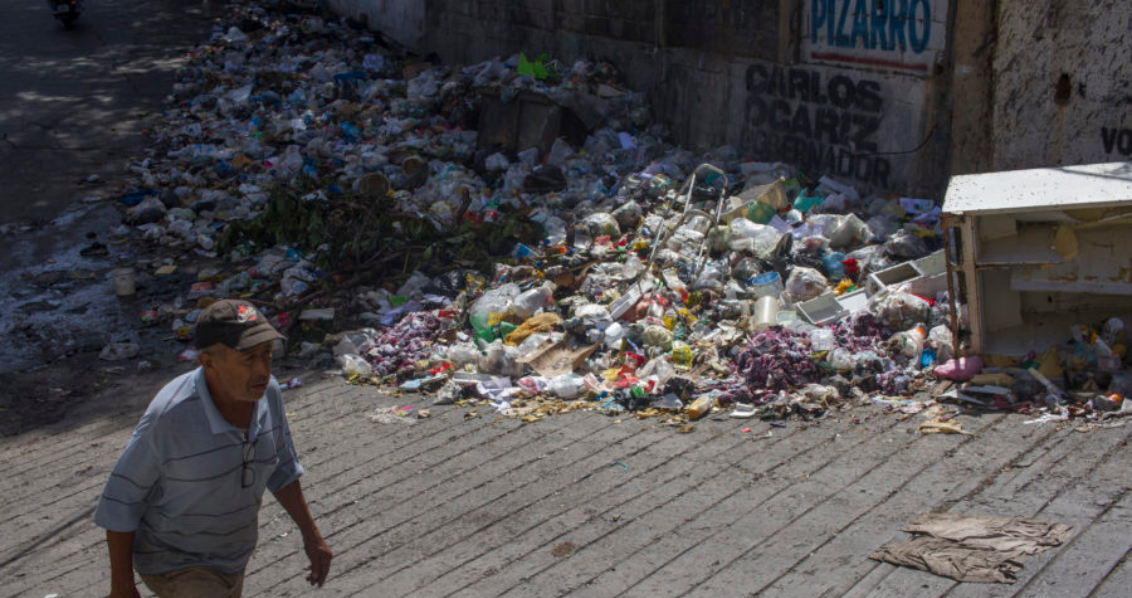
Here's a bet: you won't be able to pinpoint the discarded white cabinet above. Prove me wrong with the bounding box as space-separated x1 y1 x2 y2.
942 162 1132 356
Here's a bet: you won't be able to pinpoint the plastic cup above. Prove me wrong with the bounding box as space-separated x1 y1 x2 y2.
752 296 779 331
112 268 136 297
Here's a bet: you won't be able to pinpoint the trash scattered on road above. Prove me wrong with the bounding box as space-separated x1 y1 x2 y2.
367 405 418 425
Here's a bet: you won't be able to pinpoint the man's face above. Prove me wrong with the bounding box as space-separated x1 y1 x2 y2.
200 342 273 402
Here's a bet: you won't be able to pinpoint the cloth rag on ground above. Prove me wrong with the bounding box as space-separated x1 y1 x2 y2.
869 512 1074 583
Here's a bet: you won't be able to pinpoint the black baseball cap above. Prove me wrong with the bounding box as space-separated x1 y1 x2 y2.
194 299 285 351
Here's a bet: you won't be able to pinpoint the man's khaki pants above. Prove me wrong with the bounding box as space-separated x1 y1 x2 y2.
140 566 245 598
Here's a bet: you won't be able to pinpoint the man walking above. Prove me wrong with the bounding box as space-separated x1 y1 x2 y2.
95 299 331 597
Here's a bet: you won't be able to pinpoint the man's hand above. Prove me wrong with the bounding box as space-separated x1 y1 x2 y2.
304 534 332 587
274 480 332 587
108 585 141 598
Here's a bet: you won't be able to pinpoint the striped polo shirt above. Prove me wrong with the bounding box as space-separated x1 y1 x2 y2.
94 367 304 575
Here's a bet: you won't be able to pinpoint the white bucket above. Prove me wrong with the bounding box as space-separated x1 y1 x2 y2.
112 268 136 297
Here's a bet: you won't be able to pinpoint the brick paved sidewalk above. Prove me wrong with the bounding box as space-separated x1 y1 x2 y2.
2 377 1130 597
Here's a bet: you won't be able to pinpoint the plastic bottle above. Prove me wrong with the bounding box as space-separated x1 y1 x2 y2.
686 395 716 420
893 326 926 363
512 282 556 320
671 341 694 370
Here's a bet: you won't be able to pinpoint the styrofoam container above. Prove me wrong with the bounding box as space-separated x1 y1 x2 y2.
837 288 869 313
796 292 846 326
912 250 946 277
906 272 951 298
866 262 919 296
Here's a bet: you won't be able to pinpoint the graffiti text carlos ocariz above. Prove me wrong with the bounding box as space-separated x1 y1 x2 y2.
742 63 893 187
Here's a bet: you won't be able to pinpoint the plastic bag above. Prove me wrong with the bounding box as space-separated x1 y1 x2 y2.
692 262 727 291
548 373 583 399
478 340 521 376
547 138 575 168
808 328 835 352
637 356 676 385
446 343 481 368
889 326 926 366
337 354 373 376
642 325 674 351
934 356 984 382
511 282 556 320
612 201 643 229
469 283 520 342
829 348 854 371
621 254 645 279
845 245 891 277
821 252 847 280
874 291 930 331
884 229 930 260
407 71 439 99
786 267 829 303
484 152 510 171
582 212 621 237
729 218 778 253
928 325 955 362
827 214 870 249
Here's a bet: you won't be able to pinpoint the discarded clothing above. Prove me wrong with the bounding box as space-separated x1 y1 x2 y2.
870 513 1074 583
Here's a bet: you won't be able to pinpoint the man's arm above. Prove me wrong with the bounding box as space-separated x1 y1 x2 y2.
107 530 141 598
274 480 332 586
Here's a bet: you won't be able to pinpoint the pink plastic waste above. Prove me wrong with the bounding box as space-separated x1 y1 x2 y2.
934 356 984 382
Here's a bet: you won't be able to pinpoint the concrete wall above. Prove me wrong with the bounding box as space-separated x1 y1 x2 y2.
326 0 425 49
326 0 1130 196
991 0 1132 169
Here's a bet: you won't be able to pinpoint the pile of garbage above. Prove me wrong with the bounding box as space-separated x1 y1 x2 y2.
104 1 1128 427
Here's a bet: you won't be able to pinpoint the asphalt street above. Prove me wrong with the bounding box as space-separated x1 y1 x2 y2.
0 0 212 433
0 0 212 226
